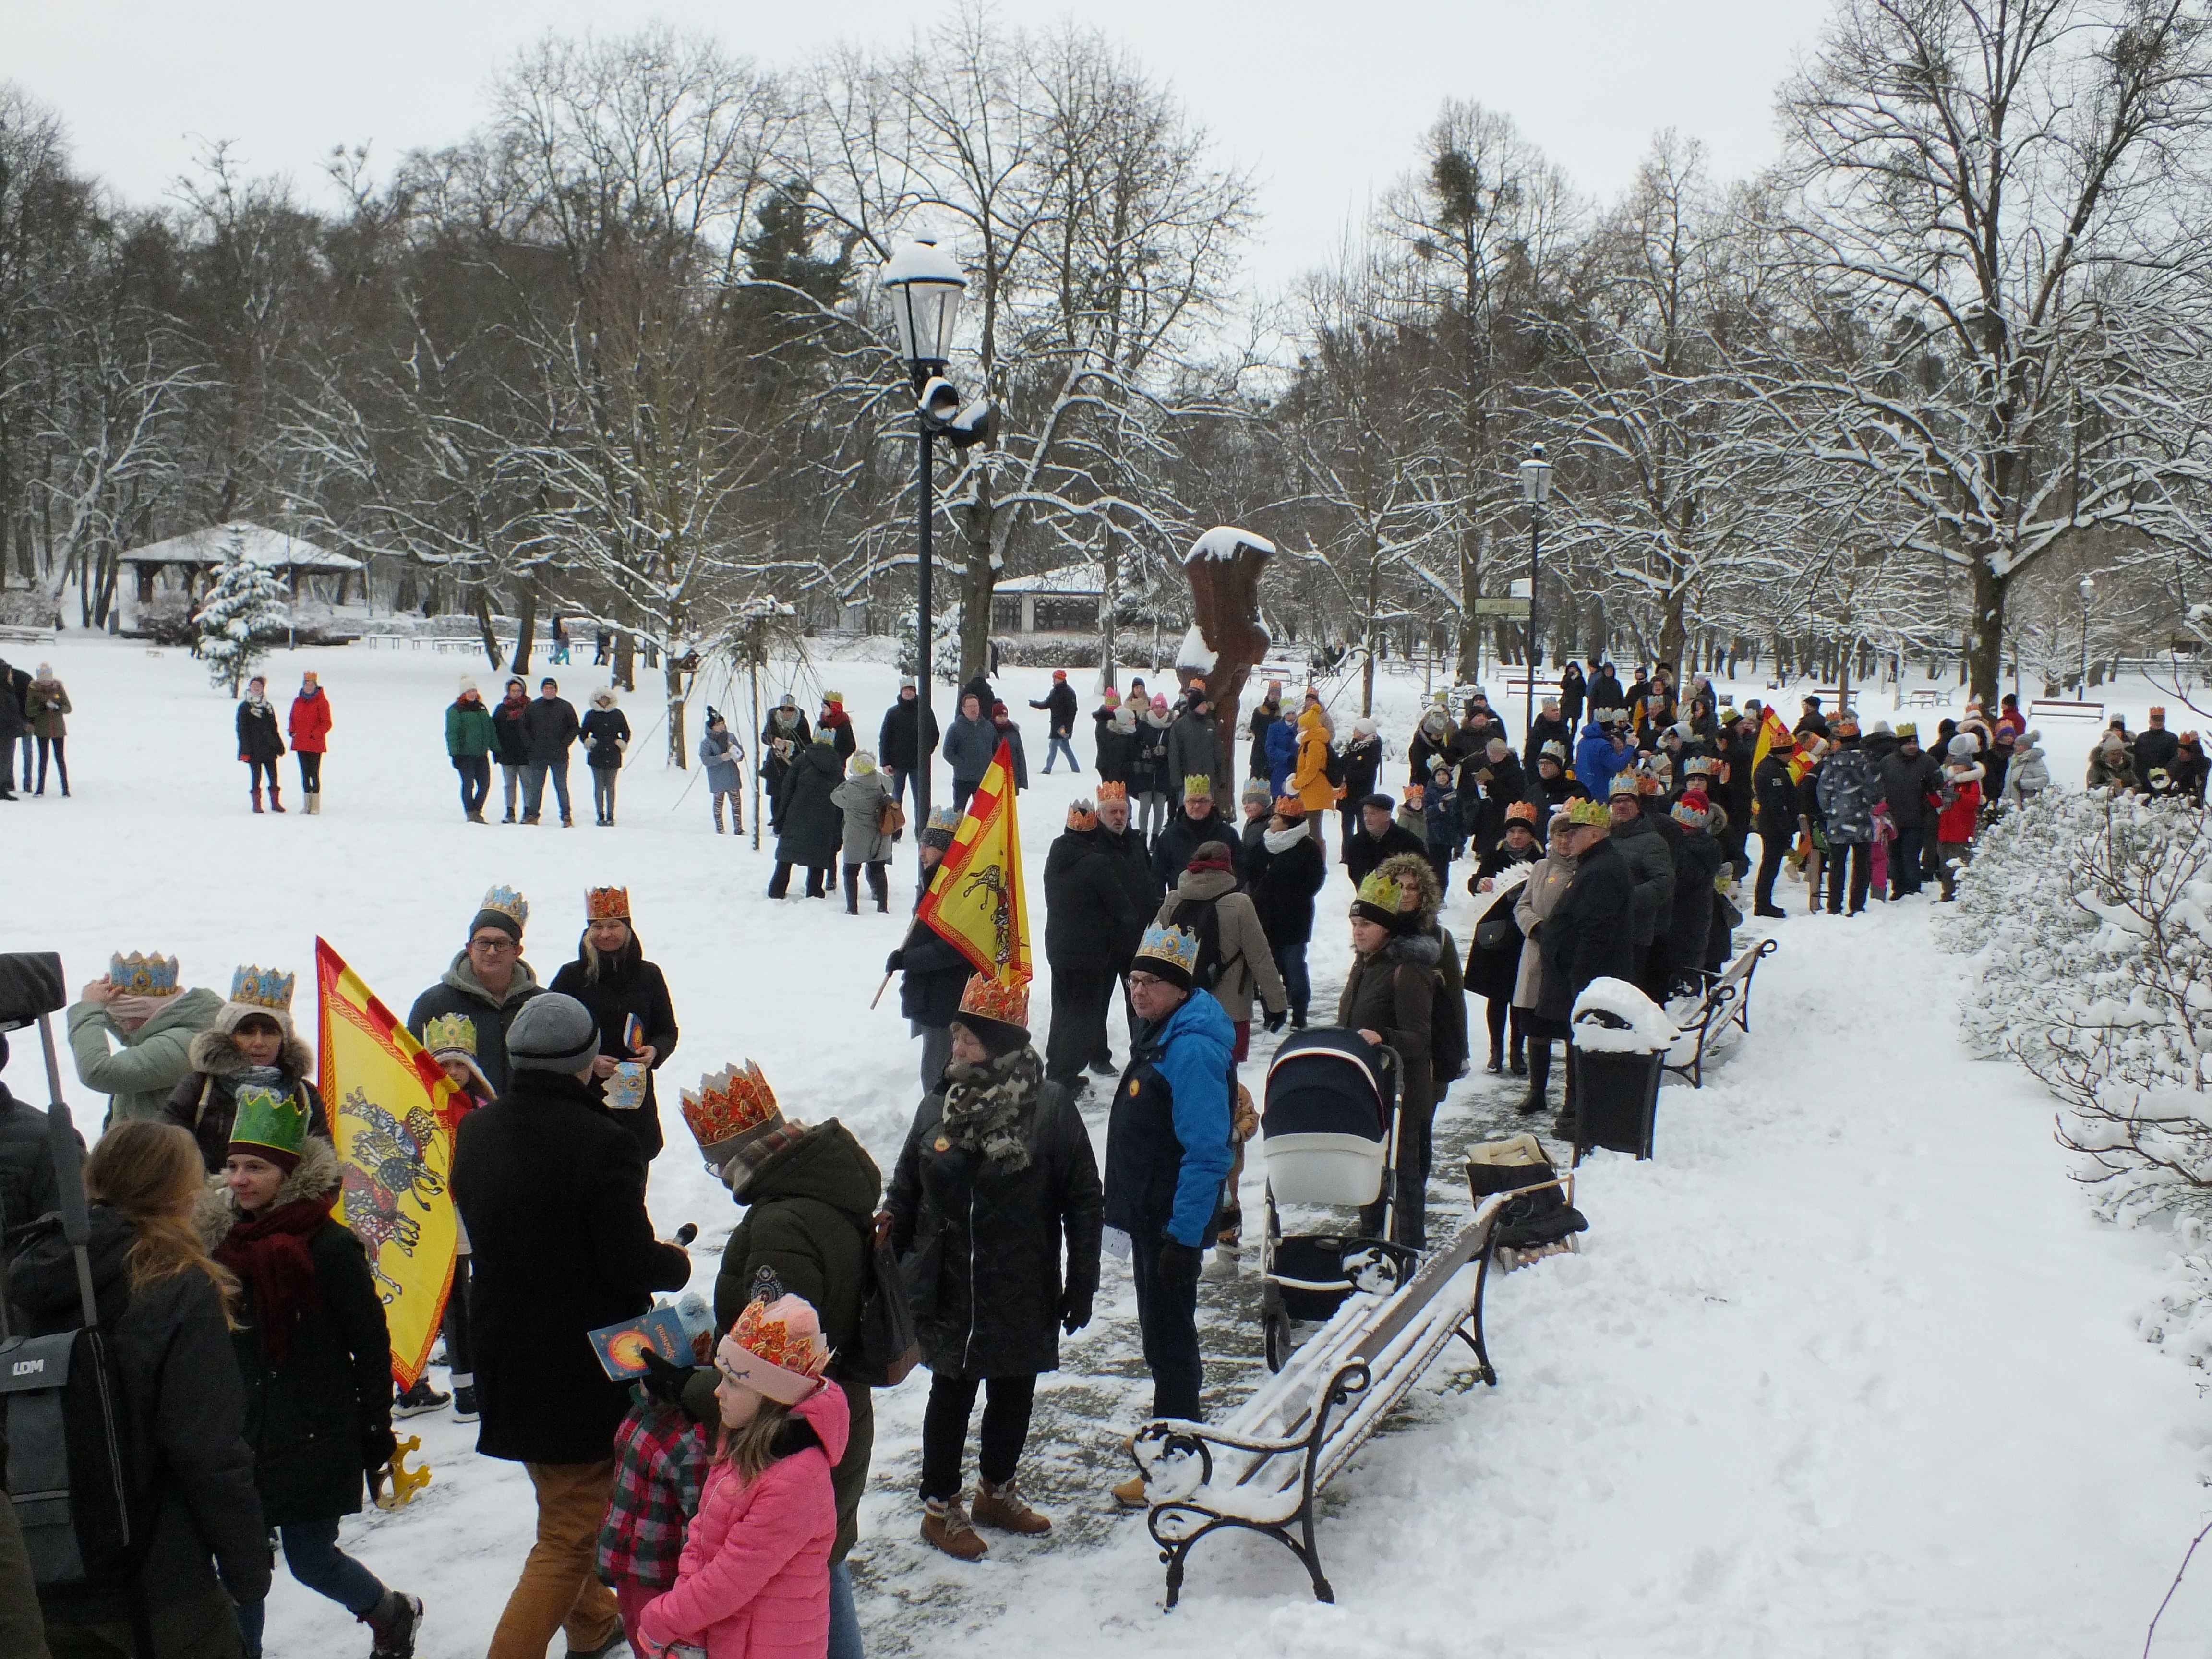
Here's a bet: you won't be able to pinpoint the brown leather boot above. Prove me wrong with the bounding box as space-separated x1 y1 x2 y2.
919 1496 987 1561
973 1477 1051 1535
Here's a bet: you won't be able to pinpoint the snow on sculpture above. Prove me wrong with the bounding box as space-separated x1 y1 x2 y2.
1176 526 1274 787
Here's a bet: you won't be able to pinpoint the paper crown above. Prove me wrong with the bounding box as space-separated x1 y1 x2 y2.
110 952 179 997
1135 922 1202 977
957 972 1030 1033
1505 800 1539 825
1718 705 1741 722
1402 784 1425 805
718 1295 832 1404
1895 721 1918 738
1683 756 1717 775
479 885 530 932
1567 797 1612 827
228 1085 307 1162
421 1012 479 1058
1095 780 1128 803
1355 868 1407 914
823 689 844 704
1539 741 1566 761
1182 773 1214 798
586 886 631 923
1274 795 1305 817
681 1061 782 1160
1066 801 1098 831
228 964 296 1012
926 805 962 833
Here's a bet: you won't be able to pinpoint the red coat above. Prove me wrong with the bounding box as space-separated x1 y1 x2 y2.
638 1382 849 1659
1936 767 1982 842
289 688 332 753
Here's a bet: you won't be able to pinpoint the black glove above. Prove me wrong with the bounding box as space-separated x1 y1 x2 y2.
362 1427 398 1476
639 1348 697 1407
1158 1238 1204 1290
1059 1286 1094 1334
1264 1009 1287 1033
885 950 905 974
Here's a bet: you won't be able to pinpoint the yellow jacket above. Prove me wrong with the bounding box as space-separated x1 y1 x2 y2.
1292 708 1342 813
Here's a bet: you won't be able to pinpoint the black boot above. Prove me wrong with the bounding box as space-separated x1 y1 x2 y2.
364 1587 424 1659
1485 1047 1503 1074
844 864 861 914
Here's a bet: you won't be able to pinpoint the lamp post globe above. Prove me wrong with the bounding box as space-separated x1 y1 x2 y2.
883 235 966 385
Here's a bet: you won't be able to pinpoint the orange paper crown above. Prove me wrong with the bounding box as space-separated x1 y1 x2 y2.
1066 800 1098 831
1095 780 1128 803
680 1061 782 1162
586 886 631 923
718 1295 832 1404
957 972 1030 1032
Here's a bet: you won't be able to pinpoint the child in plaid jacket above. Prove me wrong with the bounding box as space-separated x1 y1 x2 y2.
599 1387 712 1652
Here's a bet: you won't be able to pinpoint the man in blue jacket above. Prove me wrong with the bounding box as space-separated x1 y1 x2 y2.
1575 709 1635 795
1105 921 1234 1503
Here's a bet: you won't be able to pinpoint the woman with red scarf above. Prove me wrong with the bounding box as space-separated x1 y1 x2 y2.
203 1086 423 1658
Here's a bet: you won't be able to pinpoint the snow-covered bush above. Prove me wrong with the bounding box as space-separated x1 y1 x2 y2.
1947 788 2212 1226
197 533 290 694
896 606 961 679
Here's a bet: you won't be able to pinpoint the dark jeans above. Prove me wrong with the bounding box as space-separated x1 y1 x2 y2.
236 1517 387 1656
1129 1231 1203 1421
523 757 571 820
455 755 491 816
590 767 619 822
1273 941 1310 1024
842 861 889 911
1046 966 1115 1083
951 777 978 813
918 1371 1038 1500
1890 824 1926 895
769 861 828 898
35 734 66 793
1754 828 1788 912
888 766 922 820
295 751 321 795
246 758 279 795
444 1252 474 1379
1826 841 1871 913
1043 734 1080 772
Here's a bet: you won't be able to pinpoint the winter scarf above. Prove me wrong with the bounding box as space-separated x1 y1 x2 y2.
1263 821 1310 854
235 1063 286 1092
214 1190 337 1363
938 1044 1041 1173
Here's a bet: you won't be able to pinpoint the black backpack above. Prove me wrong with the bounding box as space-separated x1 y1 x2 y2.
1170 896 1235 993
1322 741 1346 789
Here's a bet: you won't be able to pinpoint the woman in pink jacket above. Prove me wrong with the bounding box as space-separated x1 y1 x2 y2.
637 1292 850 1659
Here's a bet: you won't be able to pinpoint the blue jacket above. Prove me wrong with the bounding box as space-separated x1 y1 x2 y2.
1263 718 1297 797
1575 720 1632 792
941 712 999 784
1103 989 1235 1248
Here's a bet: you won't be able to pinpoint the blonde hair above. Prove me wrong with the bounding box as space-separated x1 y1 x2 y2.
84 1122 240 1327
714 1395 798 1487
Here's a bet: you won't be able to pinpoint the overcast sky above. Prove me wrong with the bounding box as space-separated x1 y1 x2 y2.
5 0 1835 293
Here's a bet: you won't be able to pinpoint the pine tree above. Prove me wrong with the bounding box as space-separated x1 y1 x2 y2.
198 531 289 696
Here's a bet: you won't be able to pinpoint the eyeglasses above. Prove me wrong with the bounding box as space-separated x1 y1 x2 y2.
1127 973 1165 991
469 938 518 956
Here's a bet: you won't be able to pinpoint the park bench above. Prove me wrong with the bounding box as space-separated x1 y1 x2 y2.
1129 1190 1549 1606
1903 687 1948 708
1659 937 1779 1090
0 624 55 645
2030 697 2105 722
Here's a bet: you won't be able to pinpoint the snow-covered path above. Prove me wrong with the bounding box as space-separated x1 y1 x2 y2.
7 636 2210 1654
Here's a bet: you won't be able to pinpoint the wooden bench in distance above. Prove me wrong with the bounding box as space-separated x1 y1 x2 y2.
1129 1190 1551 1607
2030 698 2106 722
1661 937 1778 1090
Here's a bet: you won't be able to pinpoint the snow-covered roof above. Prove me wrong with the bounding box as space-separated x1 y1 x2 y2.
125 521 364 573
994 564 1105 596
1185 525 1275 564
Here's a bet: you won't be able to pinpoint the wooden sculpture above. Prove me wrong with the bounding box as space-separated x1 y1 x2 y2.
1176 527 1277 786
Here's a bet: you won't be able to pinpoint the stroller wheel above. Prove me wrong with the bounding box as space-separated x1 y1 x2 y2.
1263 1306 1294 1373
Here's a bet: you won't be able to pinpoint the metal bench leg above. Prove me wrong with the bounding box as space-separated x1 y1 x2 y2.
1450 1246 1500 1386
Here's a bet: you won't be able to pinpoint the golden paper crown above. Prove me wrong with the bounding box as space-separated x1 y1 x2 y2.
1504 800 1539 825
1274 795 1305 817
1567 797 1612 828
227 964 296 1012
727 1297 830 1382
1066 800 1098 831
681 1060 782 1158
957 972 1030 1032
109 952 179 997
1095 780 1128 803
421 1012 479 1058
585 886 631 923
1182 773 1214 798
1354 868 1406 913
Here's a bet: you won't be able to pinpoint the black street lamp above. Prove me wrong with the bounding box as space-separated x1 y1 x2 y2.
882 235 992 869
1518 444 1553 747
2078 572 2096 694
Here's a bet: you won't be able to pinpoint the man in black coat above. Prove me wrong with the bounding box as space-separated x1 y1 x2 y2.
1535 809 1637 1133
1043 801 1141 1088
770 735 846 898
1345 793 1426 887
1876 727 1940 898
1714 712 1756 877
1523 697 1572 774
878 677 940 820
1149 779 1241 890
1030 670 1082 773
451 993 692 1659
408 888 544 1097
1586 661 1624 717
519 676 581 827
1752 735 1802 917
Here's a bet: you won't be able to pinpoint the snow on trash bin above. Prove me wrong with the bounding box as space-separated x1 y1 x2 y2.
1569 976 1680 1053
1566 978 1676 1161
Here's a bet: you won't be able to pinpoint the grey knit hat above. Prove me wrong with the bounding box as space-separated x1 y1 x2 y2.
506 993 600 1074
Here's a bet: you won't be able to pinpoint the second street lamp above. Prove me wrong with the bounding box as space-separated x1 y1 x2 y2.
2079 573 2096 694
1518 444 1553 749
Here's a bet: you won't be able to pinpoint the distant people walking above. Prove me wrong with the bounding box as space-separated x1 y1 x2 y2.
521 677 581 827
1032 669 1082 773
237 673 287 813
26 661 71 797
550 615 571 664
447 676 496 823
701 707 745 834
831 750 897 915
580 688 631 827
492 676 531 822
771 733 846 900
878 677 938 820
287 670 329 813
761 693 812 799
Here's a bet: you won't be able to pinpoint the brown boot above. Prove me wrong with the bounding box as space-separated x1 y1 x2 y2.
973 1477 1051 1535
920 1495 988 1561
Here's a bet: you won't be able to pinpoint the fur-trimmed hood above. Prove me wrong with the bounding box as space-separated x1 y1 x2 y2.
1374 931 1442 968
187 1026 315 1082
192 1134 341 1251
1374 851 1443 929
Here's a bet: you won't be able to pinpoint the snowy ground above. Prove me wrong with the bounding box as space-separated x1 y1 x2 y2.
8 634 2212 1655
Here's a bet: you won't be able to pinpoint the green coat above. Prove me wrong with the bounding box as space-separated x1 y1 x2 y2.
696 1121 881 1563
67 988 222 1125
196 1140 393 1526
446 698 496 758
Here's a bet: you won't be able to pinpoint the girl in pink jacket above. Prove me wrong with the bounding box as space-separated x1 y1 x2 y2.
636 1292 851 1659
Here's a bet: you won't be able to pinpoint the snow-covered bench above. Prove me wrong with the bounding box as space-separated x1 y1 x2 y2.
2030 697 2105 722
1130 1196 1521 1607
1661 937 1778 1089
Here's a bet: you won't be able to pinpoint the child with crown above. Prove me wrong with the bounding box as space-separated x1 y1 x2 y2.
159 964 330 1175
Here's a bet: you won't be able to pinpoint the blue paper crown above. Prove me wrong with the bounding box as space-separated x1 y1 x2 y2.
1136 923 1201 975
228 964 296 1012
110 952 180 997
479 885 530 931
926 806 963 833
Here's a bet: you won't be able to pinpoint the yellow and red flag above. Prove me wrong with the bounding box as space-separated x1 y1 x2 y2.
917 739 1033 984
315 938 459 1387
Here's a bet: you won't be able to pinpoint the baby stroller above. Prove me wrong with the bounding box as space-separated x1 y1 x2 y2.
1258 1028 1407 1372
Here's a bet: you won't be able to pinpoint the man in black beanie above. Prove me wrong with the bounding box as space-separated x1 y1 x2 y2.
454 992 692 1659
